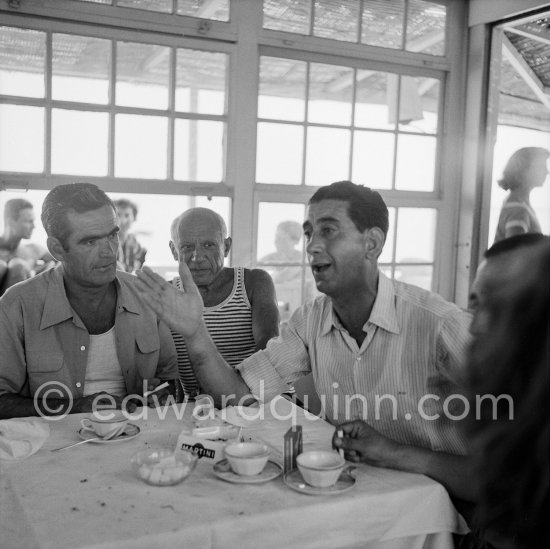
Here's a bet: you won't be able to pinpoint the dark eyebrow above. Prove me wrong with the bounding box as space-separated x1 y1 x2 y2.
77 226 119 245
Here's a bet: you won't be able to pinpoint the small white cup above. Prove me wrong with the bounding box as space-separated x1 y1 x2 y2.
224 442 270 476
80 411 128 439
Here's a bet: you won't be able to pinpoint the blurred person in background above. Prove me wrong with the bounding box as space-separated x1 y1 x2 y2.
466 239 549 548
0 198 53 295
114 198 147 273
494 147 549 243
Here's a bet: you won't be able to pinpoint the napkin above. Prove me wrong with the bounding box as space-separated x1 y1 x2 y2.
0 418 50 460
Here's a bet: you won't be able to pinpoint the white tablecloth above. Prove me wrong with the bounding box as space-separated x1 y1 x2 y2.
0 397 467 548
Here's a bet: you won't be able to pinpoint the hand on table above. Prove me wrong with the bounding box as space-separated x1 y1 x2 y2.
135 265 203 337
143 378 172 407
332 420 399 467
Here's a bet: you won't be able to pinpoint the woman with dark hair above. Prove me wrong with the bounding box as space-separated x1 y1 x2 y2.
466 241 549 548
494 147 549 243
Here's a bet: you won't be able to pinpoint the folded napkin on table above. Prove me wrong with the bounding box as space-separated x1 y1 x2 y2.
0 418 50 460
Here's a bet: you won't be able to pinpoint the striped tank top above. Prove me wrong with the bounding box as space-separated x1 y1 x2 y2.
171 267 256 398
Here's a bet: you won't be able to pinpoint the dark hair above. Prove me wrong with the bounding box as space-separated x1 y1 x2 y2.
484 233 548 259
467 242 549 547
309 181 389 236
41 183 115 247
497 147 549 191
4 198 33 222
113 198 138 219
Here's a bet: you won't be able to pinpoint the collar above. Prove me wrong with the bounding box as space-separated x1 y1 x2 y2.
319 271 400 336
40 266 141 330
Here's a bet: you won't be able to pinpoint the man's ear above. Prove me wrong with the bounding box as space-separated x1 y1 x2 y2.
224 237 232 257
169 240 179 261
364 227 385 260
47 236 65 262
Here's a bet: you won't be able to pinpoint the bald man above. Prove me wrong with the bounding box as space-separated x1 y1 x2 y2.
169 208 280 398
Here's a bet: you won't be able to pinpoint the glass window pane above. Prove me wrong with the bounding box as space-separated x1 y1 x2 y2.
108 192 231 275
313 0 359 43
177 0 229 22
262 0 311 34
257 202 305 262
305 127 350 186
116 42 170 109
174 119 224 182
395 207 436 263
352 130 394 190
355 70 396 130
406 0 446 57
115 114 167 178
0 105 43 172
52 34 110 104
394 264 433 290
379 207 396 264
0 27 45 98
308 63 353 126
256 123 303 185
118 0 172 12
395 134 436 191
398 76 439 134
52 109 108 176
176 49 227 115
361 0 404 49
259 57 306 122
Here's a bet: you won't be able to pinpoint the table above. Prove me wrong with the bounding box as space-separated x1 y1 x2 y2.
0 397 468 549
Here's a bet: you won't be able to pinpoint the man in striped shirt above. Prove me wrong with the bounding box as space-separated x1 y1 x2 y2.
136 181 473 501
169 208 280 399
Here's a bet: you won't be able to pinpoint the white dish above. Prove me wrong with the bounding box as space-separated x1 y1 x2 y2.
77 423 140 443
283 467 355 496
213 459 282 484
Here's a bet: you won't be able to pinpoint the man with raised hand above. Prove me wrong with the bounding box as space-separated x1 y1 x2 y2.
135 181 473 501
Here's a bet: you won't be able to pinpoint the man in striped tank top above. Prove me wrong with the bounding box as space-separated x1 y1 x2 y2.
169 208 280 399
136 182 473 503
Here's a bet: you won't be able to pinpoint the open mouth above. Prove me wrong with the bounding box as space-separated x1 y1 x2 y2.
312 263 331 274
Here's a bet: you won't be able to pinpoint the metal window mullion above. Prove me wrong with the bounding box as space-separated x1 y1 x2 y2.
348 67 357 181
44 31 52 176
309 0 315 37
402 0 409 51
357 0 365 44
391 76 401 191
108 39 116 178
301 62 310 187
168 46 176 181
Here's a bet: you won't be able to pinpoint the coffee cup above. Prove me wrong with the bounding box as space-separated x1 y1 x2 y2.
80 411 128 439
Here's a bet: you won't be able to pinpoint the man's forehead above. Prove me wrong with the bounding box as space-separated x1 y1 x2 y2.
305 199 350 224
178 214 223 239
66 205 117 233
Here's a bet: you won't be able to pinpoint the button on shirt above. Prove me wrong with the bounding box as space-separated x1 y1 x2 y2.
0 265 178 399
238 272 471 455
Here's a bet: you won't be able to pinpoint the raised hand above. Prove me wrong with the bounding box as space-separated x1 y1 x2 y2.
135 265 203 337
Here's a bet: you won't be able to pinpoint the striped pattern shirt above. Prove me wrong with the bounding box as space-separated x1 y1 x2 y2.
238 272 472 455
171 267 256 397
494 200 541 243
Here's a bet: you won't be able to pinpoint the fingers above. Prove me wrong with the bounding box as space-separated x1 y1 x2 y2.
177 261 200 295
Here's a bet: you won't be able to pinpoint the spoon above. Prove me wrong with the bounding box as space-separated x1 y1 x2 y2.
51 428 121 452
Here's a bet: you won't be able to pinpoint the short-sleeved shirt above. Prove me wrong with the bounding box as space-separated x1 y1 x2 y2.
238 272 471 455
0 265 178 399
494 200 542 243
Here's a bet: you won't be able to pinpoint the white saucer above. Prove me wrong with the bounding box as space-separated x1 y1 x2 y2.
213 459 282 484
77 424 140 443
283 468 356 495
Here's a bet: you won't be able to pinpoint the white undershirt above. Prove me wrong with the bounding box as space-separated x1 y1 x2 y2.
83 326 126 397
